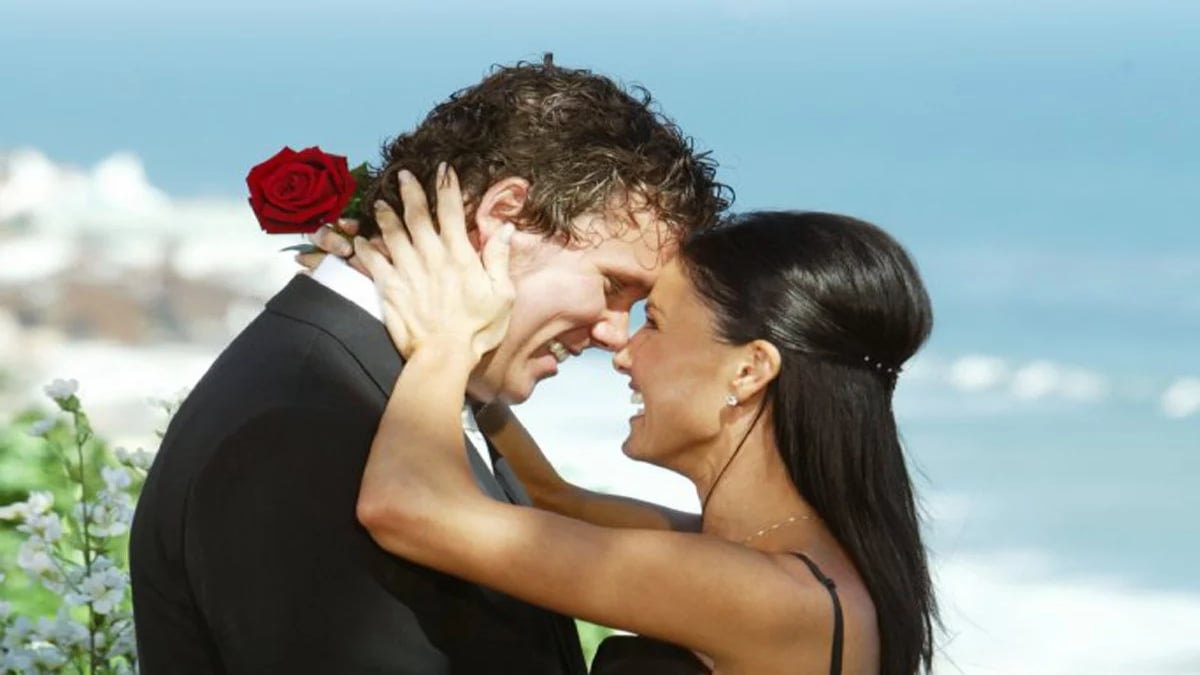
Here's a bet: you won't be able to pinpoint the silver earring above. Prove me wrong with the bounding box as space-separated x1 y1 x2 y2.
725 394 738 407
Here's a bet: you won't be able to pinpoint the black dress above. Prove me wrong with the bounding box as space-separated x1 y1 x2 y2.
588 553 844 675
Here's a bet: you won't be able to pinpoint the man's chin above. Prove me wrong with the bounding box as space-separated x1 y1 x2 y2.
496 377 536 405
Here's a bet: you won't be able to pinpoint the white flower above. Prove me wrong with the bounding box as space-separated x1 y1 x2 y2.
4 615 34 647
17 512 64 544
0 492 54 522
17 539 57 578
44 611 89 649
0 649 35 673
0 501 28 521
101 465 132 492
88 494 133 538
106 623 138 660
43 378 79 401
28 417 56 437
27 491 54 515
32 645 68 669
68 558 128 615
114 445 154 471
98 572 128 614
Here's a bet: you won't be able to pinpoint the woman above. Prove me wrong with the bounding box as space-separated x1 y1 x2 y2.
324 166 935 674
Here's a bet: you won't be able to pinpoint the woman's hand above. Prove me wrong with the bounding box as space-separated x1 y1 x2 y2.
353 164 515 362
296 219 388 277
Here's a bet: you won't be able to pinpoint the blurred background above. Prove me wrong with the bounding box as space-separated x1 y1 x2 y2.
1 0 1197 672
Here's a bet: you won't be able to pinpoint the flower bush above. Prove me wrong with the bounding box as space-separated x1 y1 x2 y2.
0 380 157 674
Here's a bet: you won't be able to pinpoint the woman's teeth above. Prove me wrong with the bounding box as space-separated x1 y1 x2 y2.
548 339 569 363
630 391 644 415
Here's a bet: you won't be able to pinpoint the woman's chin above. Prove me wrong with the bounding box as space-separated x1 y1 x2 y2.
620 422 650 461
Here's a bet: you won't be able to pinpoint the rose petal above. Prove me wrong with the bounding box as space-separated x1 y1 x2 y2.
264 165 319 206
247 146 357 234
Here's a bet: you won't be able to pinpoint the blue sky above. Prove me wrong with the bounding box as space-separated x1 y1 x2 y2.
4 1 1198 227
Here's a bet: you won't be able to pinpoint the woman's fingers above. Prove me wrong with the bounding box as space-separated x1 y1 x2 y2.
398 169 444 263
436 165 474 261
354 237 414 354
295 251 327 273
353 236 391 283
374 199 421 274
307 223 354 257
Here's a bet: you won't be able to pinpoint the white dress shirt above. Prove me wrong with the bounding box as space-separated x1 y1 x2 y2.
310 256 494 475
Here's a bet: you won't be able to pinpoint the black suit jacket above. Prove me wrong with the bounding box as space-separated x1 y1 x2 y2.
130 275 587 674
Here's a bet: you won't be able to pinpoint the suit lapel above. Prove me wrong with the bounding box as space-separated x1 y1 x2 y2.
487 441 588 674
465 436 510 503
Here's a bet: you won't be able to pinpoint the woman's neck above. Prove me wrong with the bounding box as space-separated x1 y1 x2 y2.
694 420 817 548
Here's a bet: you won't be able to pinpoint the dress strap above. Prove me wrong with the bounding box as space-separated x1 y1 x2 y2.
792 553 844 675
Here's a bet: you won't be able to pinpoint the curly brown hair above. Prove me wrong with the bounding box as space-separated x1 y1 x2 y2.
361 55 731 243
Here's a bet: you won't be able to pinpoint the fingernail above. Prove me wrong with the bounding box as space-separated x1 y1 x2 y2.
374 199 388 211
398 169 414 185
436 162 447 187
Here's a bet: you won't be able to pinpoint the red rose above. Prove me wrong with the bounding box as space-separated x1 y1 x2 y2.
246 146 356 234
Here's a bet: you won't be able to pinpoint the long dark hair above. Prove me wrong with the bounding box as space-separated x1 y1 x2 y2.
680 211 936 675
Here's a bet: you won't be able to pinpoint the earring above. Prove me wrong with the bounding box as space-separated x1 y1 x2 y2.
725 394 738 407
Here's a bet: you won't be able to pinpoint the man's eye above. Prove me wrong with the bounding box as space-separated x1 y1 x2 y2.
604 277 625 295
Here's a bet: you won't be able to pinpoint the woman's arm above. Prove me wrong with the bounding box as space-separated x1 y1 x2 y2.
475 402 700 532
357 347 809 663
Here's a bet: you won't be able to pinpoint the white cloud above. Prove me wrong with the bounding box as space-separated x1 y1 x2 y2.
0 149 299 296
947 354 1009 392
0 232 79 284
932 354 1111 405
0 149 169 232
1009 360 1108 402
1161 378 1200 419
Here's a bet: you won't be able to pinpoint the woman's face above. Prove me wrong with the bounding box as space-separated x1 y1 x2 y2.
613 259 742 470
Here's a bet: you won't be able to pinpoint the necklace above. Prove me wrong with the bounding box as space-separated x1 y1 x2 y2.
742 514 811 545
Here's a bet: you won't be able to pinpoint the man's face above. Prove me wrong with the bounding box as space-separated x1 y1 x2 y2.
468 207 675 404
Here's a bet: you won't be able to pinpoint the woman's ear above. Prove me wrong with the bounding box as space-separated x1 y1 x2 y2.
731 339 782 401
471 176 530 251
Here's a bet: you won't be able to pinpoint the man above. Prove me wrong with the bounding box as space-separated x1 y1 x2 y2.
130 57 728 673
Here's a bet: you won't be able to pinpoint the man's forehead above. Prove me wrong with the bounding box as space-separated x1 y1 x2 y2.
573 205 678 253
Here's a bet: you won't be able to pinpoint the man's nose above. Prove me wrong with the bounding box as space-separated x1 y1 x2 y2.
590 311 630 352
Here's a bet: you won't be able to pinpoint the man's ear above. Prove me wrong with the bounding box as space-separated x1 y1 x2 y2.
471 176 530 251
730 339 782 402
